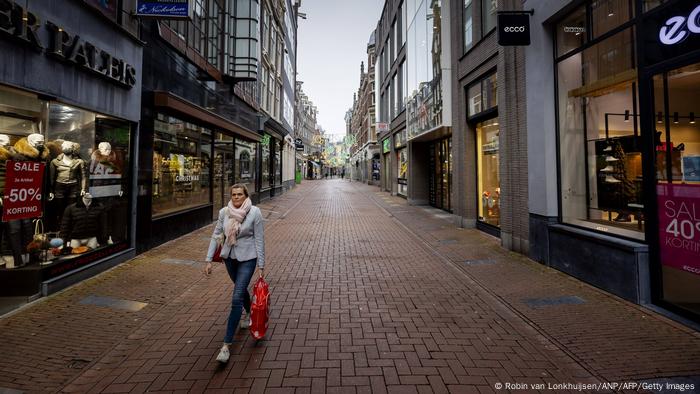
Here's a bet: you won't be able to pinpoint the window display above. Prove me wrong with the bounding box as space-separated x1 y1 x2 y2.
152 113 212 217
477 119 500 226
236 139 257 194
274 139 282 187
397 148 408 196
556 25 644 239
213 133 234 216
261 135 271 189
0 85 131 269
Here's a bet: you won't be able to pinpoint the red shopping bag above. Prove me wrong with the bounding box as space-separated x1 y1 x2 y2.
250 276 270 340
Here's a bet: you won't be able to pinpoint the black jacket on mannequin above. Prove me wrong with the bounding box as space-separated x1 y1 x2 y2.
60 199 108 244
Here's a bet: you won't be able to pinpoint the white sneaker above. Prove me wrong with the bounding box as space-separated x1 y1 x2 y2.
605 175 622 183
216 345 230 363
600 165 614 172
605 156 620 162
603 145 612 152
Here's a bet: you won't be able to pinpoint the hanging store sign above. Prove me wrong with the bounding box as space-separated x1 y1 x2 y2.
657 183 700 277
2 161 45 222
497 13 531 46
377 122 389 133
294 138 304 151
0 1 137 88
136 0 191 19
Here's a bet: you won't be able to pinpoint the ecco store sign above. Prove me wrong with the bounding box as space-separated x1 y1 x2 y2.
497 13 531 46
659 4 700 45
0 0 137 89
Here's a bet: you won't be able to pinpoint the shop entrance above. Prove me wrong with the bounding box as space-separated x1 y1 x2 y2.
428 137 452 211
653 63 700 317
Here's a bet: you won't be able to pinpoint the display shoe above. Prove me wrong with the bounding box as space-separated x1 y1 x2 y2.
603 145 612 152
216 345 230 363
605 175 622 183
613 213 632 222
600 165 615 172
605 156 620 162
674 143 685 152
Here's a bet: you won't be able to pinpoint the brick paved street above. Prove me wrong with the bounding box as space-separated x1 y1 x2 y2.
1 180 699 393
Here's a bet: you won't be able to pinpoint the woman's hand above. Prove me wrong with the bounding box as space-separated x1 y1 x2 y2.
203 262 213 276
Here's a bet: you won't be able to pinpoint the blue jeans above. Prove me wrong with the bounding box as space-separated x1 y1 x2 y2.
223 257 256 343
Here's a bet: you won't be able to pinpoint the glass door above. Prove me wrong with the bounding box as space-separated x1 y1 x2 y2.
654 64 700 317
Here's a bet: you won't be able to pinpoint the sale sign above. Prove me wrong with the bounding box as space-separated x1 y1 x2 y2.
657 183 700 276
2 160 45 222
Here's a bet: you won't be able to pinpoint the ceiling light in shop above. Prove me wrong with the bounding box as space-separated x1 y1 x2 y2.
673 112 679 124
691 112 696 124
657 112 663 123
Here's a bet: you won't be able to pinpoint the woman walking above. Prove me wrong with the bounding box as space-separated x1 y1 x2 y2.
204 184 265 363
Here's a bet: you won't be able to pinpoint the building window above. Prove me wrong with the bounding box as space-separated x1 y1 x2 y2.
464 0 473 52
556 21 643 239
468 72 497 118
206 0 222 67
482 0 497 33
224 0 260 80
152 113 212 218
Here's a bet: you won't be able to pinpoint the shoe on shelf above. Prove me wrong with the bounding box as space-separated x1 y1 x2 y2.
603 145 612 152
600 165 614 172
605 156 620 162
216 345 230 363
605 175 622 183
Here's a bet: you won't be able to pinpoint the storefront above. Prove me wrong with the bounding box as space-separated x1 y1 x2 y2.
0 0 142 304
526 0 699 322
428 137 452 211
467 72 500 234
382 138 392 192
258 132 284 201
395 130 408 197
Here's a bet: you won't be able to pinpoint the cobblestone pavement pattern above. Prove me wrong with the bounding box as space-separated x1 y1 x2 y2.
0 180 698 393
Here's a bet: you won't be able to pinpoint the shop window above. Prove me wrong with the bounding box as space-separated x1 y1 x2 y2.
654 64 700 316
261 136 271 189
556 5 587 57
642 0 668 12
0 85 131 268
591 0 632 39
557 27 643 240
397 147 408 196
477 119 500 226
236 139 257 193
152 113 212 218
274 140 282 186
213 133 234 216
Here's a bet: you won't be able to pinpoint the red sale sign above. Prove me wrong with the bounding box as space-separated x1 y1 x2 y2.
657 183 700 276
2 160 45 222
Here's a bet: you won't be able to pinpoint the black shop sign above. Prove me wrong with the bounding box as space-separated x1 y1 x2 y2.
497 13 531 46
0 0 137 89
642 2 700 67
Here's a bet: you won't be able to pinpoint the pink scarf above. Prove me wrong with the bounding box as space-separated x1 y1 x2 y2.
225 198 252 246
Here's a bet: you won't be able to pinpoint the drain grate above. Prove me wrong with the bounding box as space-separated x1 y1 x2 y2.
523 296 586 309
463 259 497 265
79 295 147 312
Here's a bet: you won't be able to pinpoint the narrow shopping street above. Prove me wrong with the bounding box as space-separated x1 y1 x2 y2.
0 180 698 393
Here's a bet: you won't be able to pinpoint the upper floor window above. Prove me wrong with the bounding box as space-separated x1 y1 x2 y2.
464 0 473 52
482 0 497 33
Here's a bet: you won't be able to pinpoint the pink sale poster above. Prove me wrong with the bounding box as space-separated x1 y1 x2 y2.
657 183 700 276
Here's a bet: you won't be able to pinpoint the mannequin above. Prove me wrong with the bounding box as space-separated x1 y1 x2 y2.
13 133 50 162
0 134 22 268
48 141 87 231
90 142 121 175
60 192 109 251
